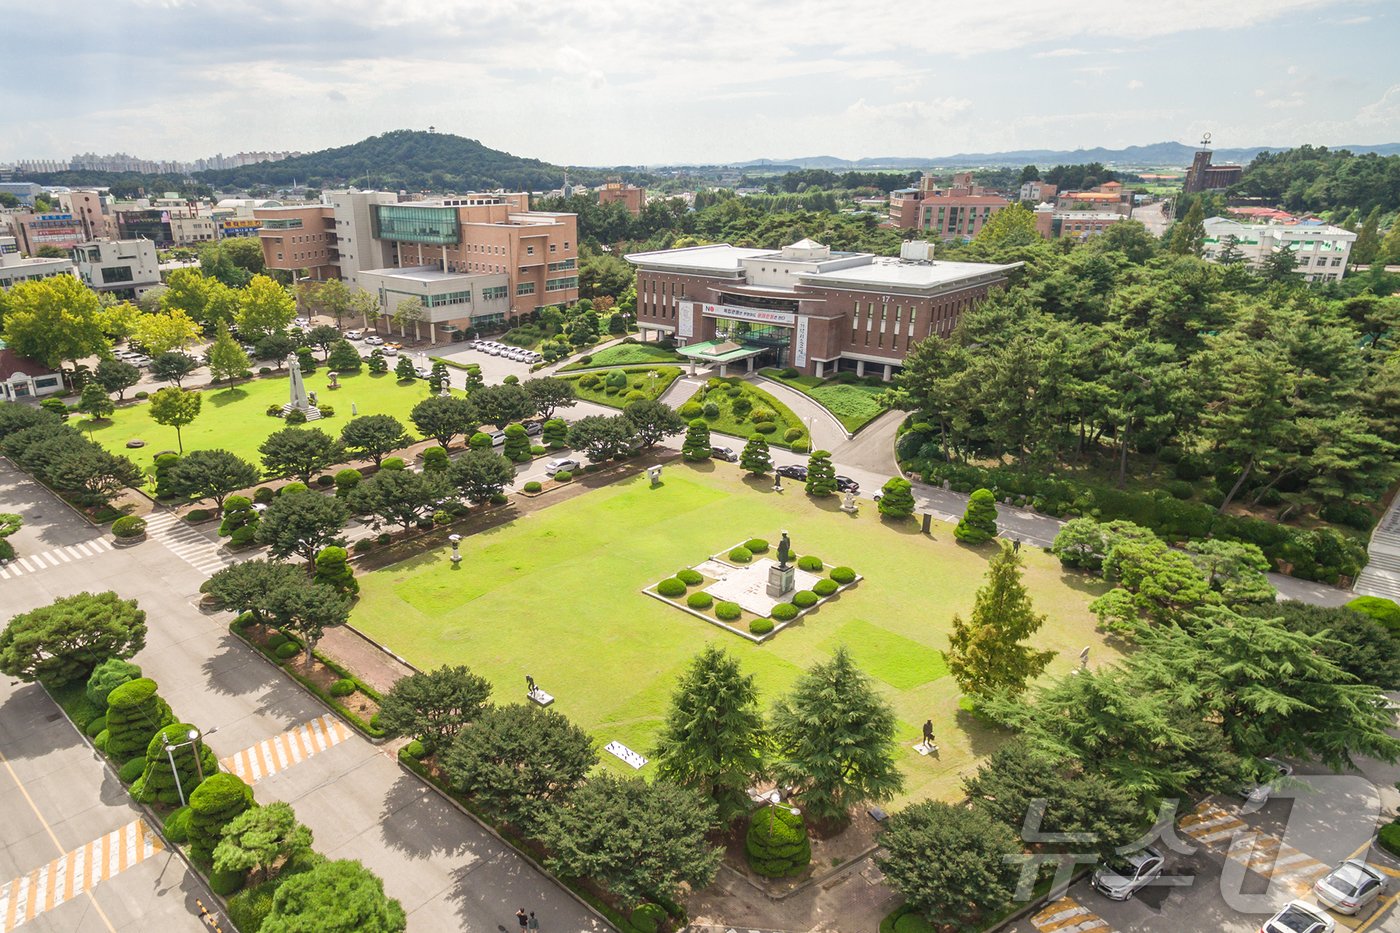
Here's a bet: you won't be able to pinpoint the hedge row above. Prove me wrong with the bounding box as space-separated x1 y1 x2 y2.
918 460 1367 584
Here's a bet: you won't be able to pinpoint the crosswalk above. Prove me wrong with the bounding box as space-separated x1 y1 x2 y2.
142 510 235 576
0 819 163 932
219 714 351 784
1030 895 1114 932
0 538 113 580
1179 801 1329 896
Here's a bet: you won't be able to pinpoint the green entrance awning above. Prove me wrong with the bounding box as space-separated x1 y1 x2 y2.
676 340 767 363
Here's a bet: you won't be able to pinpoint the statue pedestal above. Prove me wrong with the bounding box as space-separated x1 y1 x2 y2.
281 402 323 421
765 564 795 599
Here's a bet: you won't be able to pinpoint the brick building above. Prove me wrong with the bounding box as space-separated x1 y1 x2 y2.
626 239 1018 379
597 181 646 215
1183 149 1243 194
256 191 578 339
888 172 1010 238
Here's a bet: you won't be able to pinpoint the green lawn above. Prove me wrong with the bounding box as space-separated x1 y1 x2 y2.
682 379 809 450
350 466 1114 802
89 371 446 467
561 367 682 409
559 343 684 371
760 368 889 433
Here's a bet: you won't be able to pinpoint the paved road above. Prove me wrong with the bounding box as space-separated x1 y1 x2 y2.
0 461 607 933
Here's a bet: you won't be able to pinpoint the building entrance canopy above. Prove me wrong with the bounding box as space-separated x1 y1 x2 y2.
676 340 768 363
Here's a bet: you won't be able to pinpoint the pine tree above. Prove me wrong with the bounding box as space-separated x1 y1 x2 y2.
367 349 388 374
314 545 358 595
877 477 916 519
78 382 114 420
1380 220 1400 265
804 450 836 496
326 339 363 373
1169 199 1206 256
739 434 772 475
681 418 711 460
1216 234 1245 265
1352 207 1383 266
430 360 449 392
208 321 250 385
953 488 998 544
651 645 766 825
770 647 903 825
394 355 416 381
946 542 1054 700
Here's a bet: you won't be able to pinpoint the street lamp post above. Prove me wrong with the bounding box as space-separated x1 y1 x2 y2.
162 727 210 807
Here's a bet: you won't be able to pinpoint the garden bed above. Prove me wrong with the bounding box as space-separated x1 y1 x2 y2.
680 378 809 450
558 343 685 371
758 368 888 433
562 366 682 408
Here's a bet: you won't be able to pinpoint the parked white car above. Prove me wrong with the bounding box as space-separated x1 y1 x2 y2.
544 458 579 476
1314 860 1387 915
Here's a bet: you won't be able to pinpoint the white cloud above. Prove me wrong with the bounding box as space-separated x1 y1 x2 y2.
1127 79 1145 90
1356 85 1400 125
1035 47 1089 58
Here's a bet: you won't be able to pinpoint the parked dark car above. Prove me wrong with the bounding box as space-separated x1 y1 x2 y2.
834 475 860 493
776 464 808 481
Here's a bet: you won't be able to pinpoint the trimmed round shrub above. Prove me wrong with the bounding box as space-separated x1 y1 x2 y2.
490 493 508 505
792 590 819 609
530 445 545 456
134 390 149 400
1165 479 1194 500
702 402 720 418
353 539 374 554
164 806 192 844
745 538 769 553
783 427 805 442
381 456 406 471
94 730 110 752
715 601 742 621
790 439 810 453
85 715 108 737
105 678 174 762
746 804 812 877
266 633 289 649
678 401 703 419
797 555 823 572
750 618 774 635
751 407 774 422
523 481 543 493
279 481 308 496
253 486 275 504
657 577 687 598
469 432 493 450
626 390 646 402
553 470 572 482
210 869 246 896
677 568 703 586
334 468 362 490
377 532 392 544
284 409 307 425
118 757 146 783
629 903 666 933
275 642 300 660
314 474 334 488
187 508 213 522
771 603 798 622
754 422 777 434
687 592 714 610
404 739 427 760
86 658 142 707
1379 821 1400 857
830 566 856 585
188 773 255 864
111 515 146 538
814 578 839 597
329 678 356 697
728 546 753 563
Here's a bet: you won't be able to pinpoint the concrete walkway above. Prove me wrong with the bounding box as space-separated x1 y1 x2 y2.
1356 494 1400 601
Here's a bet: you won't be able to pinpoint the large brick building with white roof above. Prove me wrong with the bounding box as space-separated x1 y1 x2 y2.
625 239 1018 379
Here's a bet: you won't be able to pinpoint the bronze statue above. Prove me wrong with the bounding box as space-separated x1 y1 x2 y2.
776 532 791 569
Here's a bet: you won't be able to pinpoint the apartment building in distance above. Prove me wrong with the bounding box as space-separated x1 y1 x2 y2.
626 239 1018 379
58 190 116 240
598 180 646 215
888 173 1010 239
6 211 85 255
256 190 579 340
1018 180 1058 202
1201 217 1354 283
1034 207 1127 240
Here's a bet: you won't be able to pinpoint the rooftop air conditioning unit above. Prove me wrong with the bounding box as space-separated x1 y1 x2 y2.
900 240 934 263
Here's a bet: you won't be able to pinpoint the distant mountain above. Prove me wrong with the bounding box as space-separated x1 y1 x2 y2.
191 129 613 191
728 141 1400 170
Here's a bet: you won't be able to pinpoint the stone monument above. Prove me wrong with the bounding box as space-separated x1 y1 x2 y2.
841 490 858 513
281 354 323 421
765 530 796 598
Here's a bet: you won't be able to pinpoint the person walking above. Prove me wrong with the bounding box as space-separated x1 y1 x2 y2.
516 908 529 929
527 911 540 931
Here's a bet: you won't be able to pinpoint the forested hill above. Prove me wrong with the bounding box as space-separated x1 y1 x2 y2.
193 129 601 191
1230 145 1400 216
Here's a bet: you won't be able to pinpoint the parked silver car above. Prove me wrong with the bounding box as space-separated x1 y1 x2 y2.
1260 899 1335 933
1313 860 1387 915
1090 846 1164 901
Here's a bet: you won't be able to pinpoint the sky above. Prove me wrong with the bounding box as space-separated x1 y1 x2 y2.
3 0 1398 167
